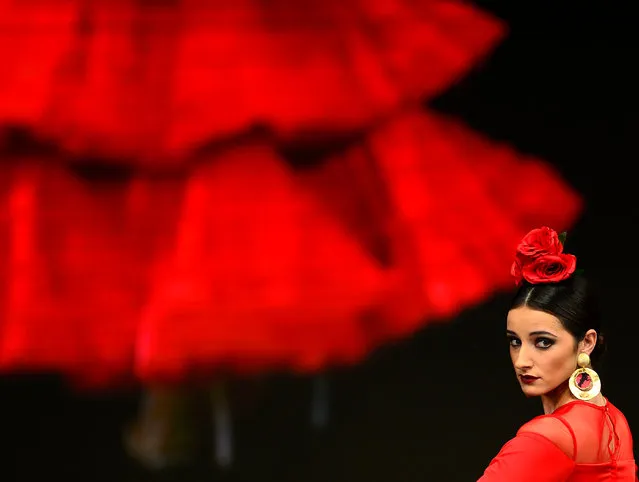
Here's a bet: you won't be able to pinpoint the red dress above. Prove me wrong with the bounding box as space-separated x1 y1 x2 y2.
0 0 583 388
299 110 583 345
134 141 388 384
0 115 584 388
0 156 184 388
479 400 638 481
134 112 584 384
0 0 504 167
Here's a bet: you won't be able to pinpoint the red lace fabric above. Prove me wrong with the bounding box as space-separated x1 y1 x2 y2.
479 400 638 481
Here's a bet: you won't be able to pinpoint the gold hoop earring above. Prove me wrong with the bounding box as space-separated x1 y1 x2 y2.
569 352 601 400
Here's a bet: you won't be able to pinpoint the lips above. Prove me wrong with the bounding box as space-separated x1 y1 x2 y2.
520 375 539 384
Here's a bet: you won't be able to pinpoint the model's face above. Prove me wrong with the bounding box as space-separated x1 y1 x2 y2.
506 306 579 397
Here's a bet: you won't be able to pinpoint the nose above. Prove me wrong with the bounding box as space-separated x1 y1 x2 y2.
514 346 534 372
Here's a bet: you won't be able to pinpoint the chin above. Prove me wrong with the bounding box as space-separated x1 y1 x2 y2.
520 384 546 398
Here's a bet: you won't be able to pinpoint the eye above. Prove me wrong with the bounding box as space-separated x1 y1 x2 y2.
535 337 554 349
507 337 521 347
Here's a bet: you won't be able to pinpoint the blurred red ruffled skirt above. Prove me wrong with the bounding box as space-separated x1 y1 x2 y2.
0 0 504 166
0 0 583 388
0 120 582 387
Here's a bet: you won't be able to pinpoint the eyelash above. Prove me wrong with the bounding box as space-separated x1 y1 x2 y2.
535 337 554 349
507 337 554 350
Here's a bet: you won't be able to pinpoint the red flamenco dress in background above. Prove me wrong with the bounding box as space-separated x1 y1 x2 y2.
0 0 584 469
0 0 504 167
0 0 514 387
297 109 583 348
0 152 186 387
134 141 388 383
137 110 584 383
479 400 638 481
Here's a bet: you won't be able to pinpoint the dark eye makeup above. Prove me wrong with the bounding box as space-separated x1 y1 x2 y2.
535 337 554 349
506 335 555 349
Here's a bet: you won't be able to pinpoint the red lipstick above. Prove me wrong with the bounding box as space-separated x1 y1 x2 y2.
520 375 539 384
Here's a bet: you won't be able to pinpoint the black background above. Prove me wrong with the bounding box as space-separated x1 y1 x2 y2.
1 2 636 481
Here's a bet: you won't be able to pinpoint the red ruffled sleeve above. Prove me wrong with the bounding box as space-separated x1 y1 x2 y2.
478 432 575 482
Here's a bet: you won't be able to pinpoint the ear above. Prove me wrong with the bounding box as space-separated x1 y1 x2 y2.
579 329 598 356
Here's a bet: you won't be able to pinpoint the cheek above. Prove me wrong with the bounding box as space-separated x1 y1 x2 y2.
509 348 517 365
543 349 575 379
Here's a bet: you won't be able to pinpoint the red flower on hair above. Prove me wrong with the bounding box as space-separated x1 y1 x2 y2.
511 227 576 285
520 253 576 284
510 257 523 281
516 226 563 259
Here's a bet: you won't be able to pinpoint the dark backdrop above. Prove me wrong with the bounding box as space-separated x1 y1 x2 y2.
1 2 636 481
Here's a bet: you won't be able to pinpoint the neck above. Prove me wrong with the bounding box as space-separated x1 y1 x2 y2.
540 381 606 414
540 381 574 414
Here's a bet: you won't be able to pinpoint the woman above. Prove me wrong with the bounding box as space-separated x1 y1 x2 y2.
479 227 637 481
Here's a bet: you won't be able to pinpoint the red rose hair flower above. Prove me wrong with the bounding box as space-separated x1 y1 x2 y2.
511 227 577 285
516 226 563 258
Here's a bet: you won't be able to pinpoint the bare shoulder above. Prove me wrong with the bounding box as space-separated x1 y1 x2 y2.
517 415 575 459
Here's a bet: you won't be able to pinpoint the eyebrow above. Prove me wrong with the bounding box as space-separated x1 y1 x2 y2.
506 330 558 337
